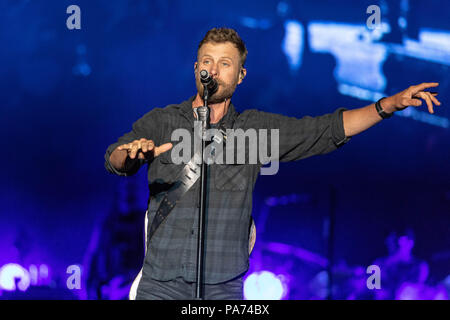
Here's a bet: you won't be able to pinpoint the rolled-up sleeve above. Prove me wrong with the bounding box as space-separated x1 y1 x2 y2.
104 109 162 176
330 107 351 147
256 107 351 162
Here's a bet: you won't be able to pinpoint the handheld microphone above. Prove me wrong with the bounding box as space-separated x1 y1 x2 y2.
199 70 218 95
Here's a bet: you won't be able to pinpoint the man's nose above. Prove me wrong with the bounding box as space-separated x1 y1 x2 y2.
209 63 218 78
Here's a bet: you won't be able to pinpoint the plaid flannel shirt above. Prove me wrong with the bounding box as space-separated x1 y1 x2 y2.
104 96 350 284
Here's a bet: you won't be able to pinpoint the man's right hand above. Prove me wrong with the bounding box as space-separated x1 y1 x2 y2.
109 138 173 172
117 138 173 160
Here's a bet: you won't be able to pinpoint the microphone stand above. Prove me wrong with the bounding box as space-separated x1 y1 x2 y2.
195 84 211 300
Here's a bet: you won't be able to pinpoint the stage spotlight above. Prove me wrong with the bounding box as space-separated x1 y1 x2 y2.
0 263 30 292
243 271 286 300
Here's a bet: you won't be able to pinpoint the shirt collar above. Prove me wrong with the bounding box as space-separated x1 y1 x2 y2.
179 95 238 128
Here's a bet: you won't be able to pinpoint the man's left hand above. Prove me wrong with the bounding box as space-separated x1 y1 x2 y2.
383 82 441 114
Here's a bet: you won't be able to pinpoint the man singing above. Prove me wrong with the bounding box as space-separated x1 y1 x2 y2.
104 27 441 300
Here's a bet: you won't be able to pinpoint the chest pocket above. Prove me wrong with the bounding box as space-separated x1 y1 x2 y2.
156 152 182 184
214 163 248 191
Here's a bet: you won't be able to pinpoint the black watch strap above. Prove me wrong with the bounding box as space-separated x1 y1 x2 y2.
375 97 393 119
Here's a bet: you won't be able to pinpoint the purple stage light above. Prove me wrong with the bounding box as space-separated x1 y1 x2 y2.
0 263 52 294
243 271 287 300
396 282 449 300
0 263 30 292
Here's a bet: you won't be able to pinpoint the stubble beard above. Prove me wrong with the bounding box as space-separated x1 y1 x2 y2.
195 76 237 104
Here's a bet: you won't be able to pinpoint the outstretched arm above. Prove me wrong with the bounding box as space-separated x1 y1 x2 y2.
342 82 441 137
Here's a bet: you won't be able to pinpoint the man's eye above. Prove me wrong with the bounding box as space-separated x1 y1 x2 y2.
203 60 210 64
222 62 229 66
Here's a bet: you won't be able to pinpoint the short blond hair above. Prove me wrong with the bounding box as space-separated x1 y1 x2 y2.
198 27 248 67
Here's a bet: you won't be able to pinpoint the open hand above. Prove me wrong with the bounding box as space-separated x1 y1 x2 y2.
117 138 173 160
385 82 441 114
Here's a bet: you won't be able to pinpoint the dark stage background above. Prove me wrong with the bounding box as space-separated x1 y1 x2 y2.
0 0 449 300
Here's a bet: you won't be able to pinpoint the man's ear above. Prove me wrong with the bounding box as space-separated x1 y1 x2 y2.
194 62 198 71
238 68 247 84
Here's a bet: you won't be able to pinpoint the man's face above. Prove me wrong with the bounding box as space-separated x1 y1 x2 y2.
195 42 246 104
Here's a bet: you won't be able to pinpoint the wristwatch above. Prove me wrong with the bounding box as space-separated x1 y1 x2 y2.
375 97 393 119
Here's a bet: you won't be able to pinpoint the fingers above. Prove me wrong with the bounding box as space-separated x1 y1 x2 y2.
117 139 171 160
129 143 140 159
138 141 155 160
117 138 154 159
413 91 442 114
405 98 422 107
427 92 441 106
406 82 442 114
154 143 173 157
420 91 434 114
409 82 439 96
117 143 131 151
141 140 154 153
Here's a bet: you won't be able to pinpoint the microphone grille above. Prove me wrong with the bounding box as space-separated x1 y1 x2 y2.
200 69 209 80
